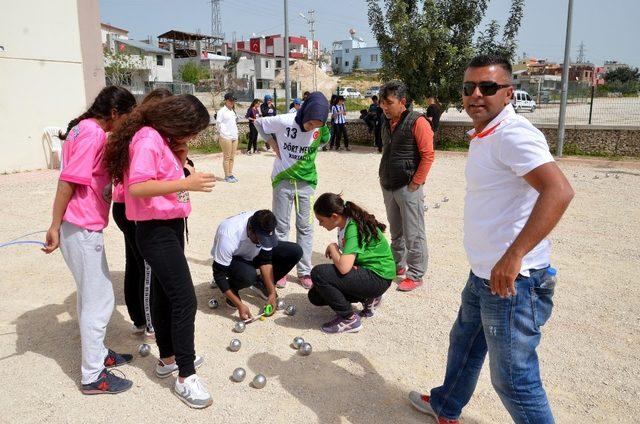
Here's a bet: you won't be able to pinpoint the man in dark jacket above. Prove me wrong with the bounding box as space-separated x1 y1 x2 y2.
378 80 435 292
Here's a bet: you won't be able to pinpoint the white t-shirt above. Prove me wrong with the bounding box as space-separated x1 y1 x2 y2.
256 113 320 181
211 211 270 266
216 106 239 139
464 104 554 280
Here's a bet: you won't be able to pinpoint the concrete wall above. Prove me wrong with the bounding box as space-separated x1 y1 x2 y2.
0 0 105 172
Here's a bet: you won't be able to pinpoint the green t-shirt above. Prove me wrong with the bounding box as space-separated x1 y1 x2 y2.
339 219 396 281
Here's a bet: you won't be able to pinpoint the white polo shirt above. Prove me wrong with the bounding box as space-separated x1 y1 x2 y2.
215 105 239 140
211 211 271 266
464 104 554 280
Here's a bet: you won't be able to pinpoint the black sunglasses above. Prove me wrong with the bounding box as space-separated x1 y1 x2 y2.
462 81 511 97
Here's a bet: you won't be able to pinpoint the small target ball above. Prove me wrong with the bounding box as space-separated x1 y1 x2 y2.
285 305 297 316
229 338 241 352
234 321 246 333
208 298 219 309
260 316 266 321
252 374 267 389
232 367 246 382
138 343 151 357
292 336 305 349
299 342 313 356
276 299 286 310
442 196 449 202
423 205 429 211
434 203 440 209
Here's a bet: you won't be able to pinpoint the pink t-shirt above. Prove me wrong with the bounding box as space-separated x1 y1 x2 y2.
59 119 111 231
124 126 191 221
112 183 125 203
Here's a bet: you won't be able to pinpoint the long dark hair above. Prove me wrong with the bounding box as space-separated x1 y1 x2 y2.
104 94 210 184
141 88 173 105
60 86 136 140
249 99 261 108
314 193 386 246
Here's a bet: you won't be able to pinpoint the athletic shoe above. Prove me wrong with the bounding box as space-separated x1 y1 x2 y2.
174 374 213 409
321 313 362 334
248 278 269 300
246 150 252 155
224 176 234 183
131 324 146 334
408 392 460 424
299 275 313 289
229 175 239 183
225 298 237 309
276 277 287 288
322 145 328 151
104 349 133 368
398 277 423 291
156 356 204 379
346 147 352 151
396 266 407 277
359 296 382 318
81 368 133 395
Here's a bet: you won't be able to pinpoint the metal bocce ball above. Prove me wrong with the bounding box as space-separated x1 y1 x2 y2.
234 321 246 333
285 305 297 316
442 196 449 202
292 336 305 349
276 298 286 311
232 367 246 382
434 203 441 209
252 374 267 389
138 343 151 357
299 342 313 356
229 339 241 352
208 298 219 309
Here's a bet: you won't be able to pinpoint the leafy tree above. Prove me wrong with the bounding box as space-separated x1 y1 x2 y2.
352 55 361 72
604 66 640 84
104 46 140 87
367 0 489 106
179 61 210 85
475 0 524 61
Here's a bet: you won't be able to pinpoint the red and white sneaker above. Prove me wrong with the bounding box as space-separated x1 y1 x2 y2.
408 392 459 424
276 277 287 288
397 277 423 291
396 266 407 277
299 275 313 289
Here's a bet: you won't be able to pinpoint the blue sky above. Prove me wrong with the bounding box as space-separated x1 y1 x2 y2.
100 0 639 67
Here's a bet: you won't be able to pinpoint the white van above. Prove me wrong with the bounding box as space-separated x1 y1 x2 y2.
338 87 362 99
511 90 536 112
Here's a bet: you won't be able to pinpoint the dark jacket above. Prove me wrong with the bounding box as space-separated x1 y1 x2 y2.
378 110 423 191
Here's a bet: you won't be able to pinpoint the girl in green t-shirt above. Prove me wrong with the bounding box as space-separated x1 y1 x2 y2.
309 193 395 334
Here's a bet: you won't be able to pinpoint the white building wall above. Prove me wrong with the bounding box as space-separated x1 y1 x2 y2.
0 0 105 172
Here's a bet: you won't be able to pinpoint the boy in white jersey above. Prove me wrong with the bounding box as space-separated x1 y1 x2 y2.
254 92 330 289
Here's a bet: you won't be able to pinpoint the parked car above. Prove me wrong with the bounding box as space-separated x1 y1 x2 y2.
511 90 536 112
338 87 362 98
364 86 380 97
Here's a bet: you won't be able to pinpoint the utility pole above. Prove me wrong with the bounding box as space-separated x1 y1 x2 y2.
300 10 316 91
557 0 573 157
284 0 291 107
210 0 224 49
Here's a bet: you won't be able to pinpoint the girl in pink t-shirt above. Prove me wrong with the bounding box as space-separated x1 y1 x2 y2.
42 86 137 395
104 94 215 409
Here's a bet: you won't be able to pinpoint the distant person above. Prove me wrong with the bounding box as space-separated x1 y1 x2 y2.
378 80 434 292
331 96 350 151
245 99 261 155
216 93 239 183
408 54 574 424
260 94 277 151
289 98 302 113
302 91 310 103
367 95 383 152
425 97 442 132
323 94 339 151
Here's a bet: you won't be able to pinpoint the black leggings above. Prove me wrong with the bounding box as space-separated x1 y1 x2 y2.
248 122 258 152
309 264 391 317
215 241 303 296
332 123 349 148
112 202 149 329
136 218 197 378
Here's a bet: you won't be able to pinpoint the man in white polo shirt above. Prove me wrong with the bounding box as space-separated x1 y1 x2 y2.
408 55 574 423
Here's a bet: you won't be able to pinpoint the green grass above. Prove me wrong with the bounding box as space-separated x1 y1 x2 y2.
338 73 380 83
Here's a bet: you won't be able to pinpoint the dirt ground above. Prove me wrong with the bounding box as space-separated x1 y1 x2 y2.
0 148 638 423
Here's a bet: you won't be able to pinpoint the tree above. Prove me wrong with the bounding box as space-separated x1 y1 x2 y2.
476 0 524 61
352 55 361 72
604 66 640 84
104 46 140 87
179 61 210 85
367 0 489 106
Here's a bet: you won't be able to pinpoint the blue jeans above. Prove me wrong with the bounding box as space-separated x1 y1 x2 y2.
430 269 556 423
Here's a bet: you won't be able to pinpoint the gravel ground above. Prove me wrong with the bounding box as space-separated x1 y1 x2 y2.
0 148 638 423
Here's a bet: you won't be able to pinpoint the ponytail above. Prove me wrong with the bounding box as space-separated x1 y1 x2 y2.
314 193 386 246
104 93 210 184
60 86 135 140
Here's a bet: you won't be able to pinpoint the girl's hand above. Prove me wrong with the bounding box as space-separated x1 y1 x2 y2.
325 243 339 259
183 172 216 192
238 303 252 321
42 225 60 254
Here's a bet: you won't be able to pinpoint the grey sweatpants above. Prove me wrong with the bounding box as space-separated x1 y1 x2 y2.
272 180 314 276
59 221 114 384
381 184 428 280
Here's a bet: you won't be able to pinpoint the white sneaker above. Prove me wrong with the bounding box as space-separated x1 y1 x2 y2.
174 374 213 409
156 356 204 378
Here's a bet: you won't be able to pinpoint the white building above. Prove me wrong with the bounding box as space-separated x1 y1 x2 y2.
106 38 173 94
0 0 105 172
101 22 129 44
331 30 381 74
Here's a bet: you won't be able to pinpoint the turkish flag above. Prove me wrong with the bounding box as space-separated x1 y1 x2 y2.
118 43 125 52
251 40 260 52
